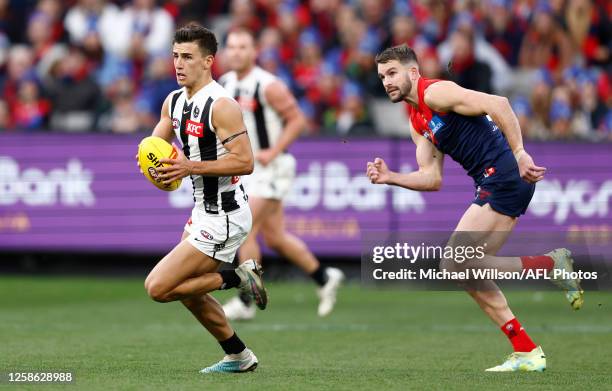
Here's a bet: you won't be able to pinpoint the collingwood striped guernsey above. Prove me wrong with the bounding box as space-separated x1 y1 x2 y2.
168 80 248 215
219 66 284 153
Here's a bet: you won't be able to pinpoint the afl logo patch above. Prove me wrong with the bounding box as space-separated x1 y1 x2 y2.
172 118 179 130
200 230 214 240
194 106 200 118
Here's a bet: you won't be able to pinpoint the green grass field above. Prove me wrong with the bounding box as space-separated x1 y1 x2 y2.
1 276 611 390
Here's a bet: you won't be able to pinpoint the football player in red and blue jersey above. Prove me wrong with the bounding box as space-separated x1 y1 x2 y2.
367 44 584 372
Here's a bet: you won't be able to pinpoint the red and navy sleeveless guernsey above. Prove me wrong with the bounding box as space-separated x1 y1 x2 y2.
406 77 511 181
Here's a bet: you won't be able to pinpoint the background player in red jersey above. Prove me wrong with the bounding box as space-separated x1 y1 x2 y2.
367 44 584 372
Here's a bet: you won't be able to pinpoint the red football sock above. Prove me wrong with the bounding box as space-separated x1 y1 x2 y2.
521 255 554 271
501 318 537 352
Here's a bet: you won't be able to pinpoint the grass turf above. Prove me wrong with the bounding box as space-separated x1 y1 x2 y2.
1 276 611 390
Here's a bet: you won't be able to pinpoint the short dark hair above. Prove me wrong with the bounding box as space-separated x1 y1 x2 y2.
375 44 418 65
174 23 218 56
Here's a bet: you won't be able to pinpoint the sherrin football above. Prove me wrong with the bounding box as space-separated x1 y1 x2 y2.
137 136 182 191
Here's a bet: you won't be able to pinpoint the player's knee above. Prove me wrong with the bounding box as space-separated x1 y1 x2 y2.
145 280 171 303
262 231 283 251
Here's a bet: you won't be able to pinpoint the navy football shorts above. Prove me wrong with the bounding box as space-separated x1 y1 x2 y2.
472 150 536 218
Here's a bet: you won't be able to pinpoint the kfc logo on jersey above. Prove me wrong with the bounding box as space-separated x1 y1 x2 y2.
185 119 204 137
231 176 240 184
172 118 179 130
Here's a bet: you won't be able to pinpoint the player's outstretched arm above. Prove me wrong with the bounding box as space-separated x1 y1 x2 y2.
367 128 444 191
257 80 306 165
423 81 546 183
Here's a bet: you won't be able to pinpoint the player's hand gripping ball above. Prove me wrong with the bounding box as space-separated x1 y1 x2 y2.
137 136 182 191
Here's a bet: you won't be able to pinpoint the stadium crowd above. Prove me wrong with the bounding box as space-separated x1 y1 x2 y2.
0 0 610 139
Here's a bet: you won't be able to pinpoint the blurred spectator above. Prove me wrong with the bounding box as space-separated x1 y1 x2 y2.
519 3 573 73
308 0 341 50
357 0 389 51
276 4 303 65
27 11 57 64
390 14 420 48
331 82 373 136
228 0 262 33
293 28 324 98
482 0 526 66
36 0 64 42
258 49 294 90
45 45 102 132
135 55 175 128
549 86 574 139
101 77 141 133
572 71 609 137
309 63 342 133
511 95 533 137
565 0 611 67
445 29 493 93
11 77 50 130
419 49 442 79
0 99 10 130
258 27 282 52
417 0 452 45
2 45 35 110
600 111 612 139
101 0 173 61
64 0 120 58
438 12 512 93
529 68 554 139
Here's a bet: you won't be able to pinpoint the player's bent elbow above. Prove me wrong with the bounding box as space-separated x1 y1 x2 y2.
243 156 254 175
428 176 442 191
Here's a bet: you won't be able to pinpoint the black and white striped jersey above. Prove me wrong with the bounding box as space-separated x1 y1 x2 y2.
168 80 248 215
219 66 284 153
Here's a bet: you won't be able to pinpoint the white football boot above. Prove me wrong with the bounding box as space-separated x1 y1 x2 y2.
317 267 345 317
485 346 546 372
235 259 268 310
223 296 256 321
546 248 584 310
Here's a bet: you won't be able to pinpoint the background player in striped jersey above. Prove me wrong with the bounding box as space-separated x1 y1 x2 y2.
219 28 345 320
141 23 267 374
367 45 583 372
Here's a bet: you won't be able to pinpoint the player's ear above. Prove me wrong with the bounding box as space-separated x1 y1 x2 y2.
409 66 419 80
203 54 214 68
